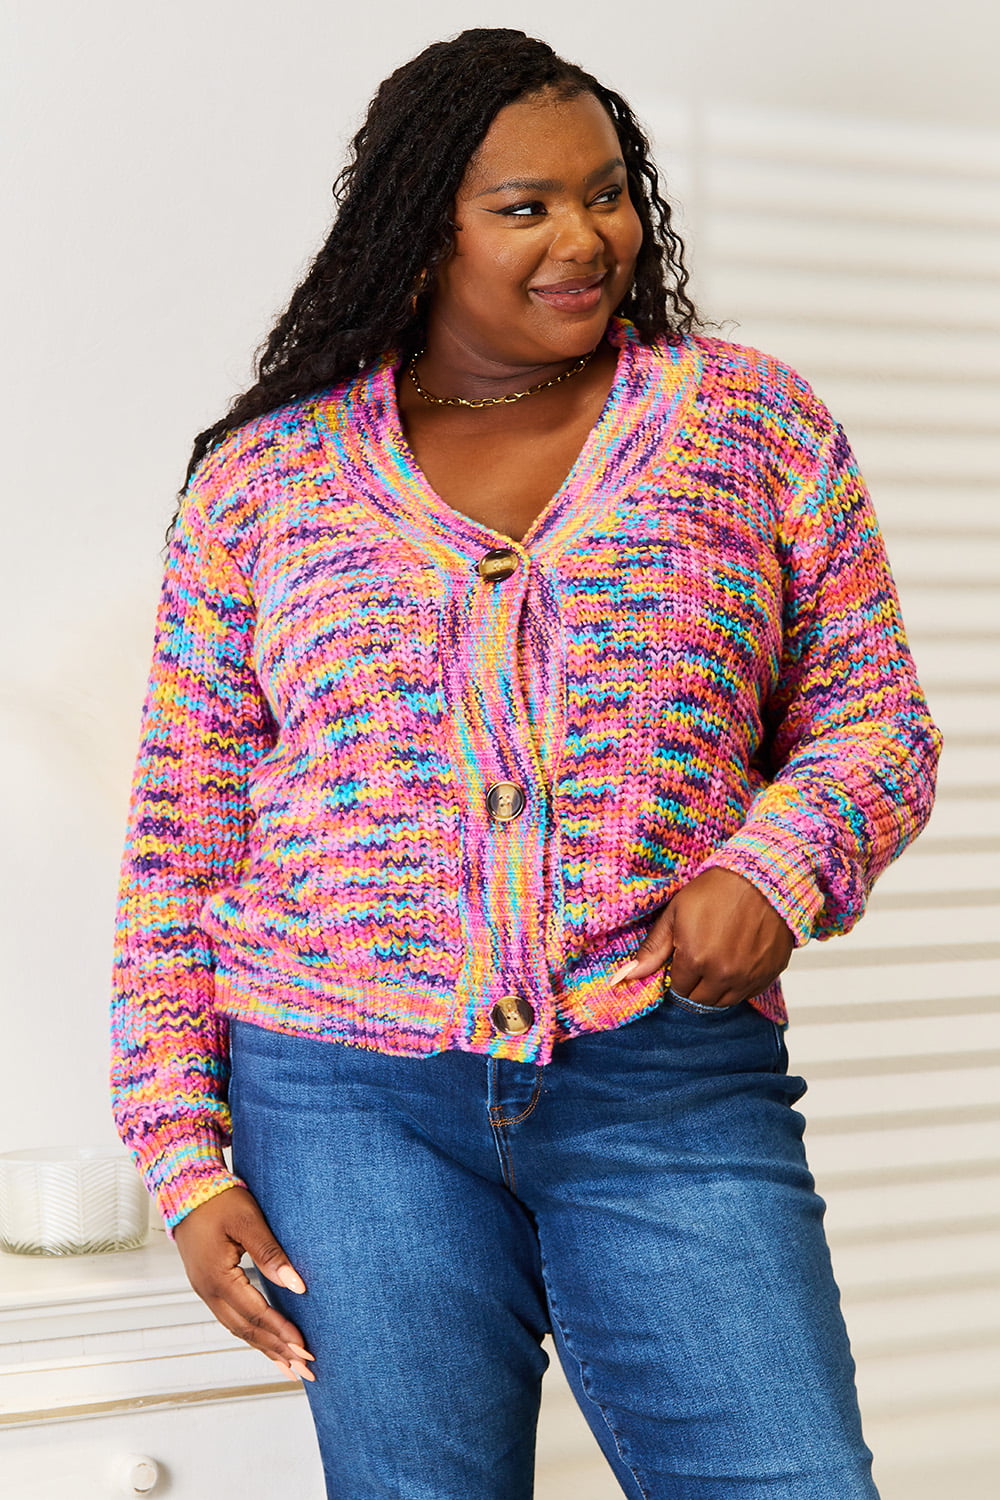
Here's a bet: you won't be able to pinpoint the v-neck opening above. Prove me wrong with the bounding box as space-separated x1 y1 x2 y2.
312 318 702 566
380 327 635 553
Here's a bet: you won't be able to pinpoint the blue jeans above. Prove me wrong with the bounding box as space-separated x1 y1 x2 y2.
229 995 879 1499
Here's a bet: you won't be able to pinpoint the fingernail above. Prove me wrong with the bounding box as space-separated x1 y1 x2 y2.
608 960 639 985
290 1359 316 1382
288 1343 315 1362
275 1361 296 1381
277 1266 307 1294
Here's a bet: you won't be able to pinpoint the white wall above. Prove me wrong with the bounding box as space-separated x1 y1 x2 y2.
2 5 997 1497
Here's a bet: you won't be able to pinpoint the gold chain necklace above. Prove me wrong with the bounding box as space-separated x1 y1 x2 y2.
407 347 595 408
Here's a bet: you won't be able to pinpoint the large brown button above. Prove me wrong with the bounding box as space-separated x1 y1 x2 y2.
490 996 536 1035
477 548 519 583
486 781 526 821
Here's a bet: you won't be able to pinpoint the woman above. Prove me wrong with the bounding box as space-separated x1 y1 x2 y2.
111 27 941 1500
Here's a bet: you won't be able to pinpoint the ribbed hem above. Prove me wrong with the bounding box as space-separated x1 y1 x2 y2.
212 946 455 1054
215 927 790 1056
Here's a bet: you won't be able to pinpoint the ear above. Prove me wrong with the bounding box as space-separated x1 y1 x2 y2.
408 268 430 316
440 215 462 255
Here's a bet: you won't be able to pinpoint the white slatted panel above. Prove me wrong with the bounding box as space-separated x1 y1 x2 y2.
536 104 1000 1500
704 105 1000 1500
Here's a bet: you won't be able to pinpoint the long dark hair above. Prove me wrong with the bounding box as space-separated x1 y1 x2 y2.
178 27 700 511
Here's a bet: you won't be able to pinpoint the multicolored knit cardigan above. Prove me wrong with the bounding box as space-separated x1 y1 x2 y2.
111 317 941 1229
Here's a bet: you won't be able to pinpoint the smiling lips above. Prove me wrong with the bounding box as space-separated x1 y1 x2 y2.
530 272 607 313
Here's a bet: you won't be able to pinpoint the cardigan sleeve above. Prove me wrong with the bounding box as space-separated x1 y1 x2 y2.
693 419 942 945
110 478 276 1233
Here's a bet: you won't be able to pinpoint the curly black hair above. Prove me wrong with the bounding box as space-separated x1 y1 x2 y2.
179 27 700 503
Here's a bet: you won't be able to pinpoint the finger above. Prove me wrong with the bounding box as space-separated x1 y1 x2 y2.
230 1326 315 1383
609 906 675 985
210 1295 303 1367
239 1260 314 1360
210 1266 316 1372
665 952 701 1002
213 1301 318 1382
238 1220 307 1295
683 975 745 1008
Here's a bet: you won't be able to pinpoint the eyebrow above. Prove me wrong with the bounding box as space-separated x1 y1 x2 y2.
473 156 626 198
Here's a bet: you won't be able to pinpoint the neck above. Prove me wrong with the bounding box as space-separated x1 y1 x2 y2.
415 316 610 404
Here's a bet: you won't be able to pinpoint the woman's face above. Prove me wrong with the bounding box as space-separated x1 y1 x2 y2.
426 88 644 370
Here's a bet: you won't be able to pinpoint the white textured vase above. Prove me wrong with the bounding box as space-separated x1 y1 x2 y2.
0 1146 150 1255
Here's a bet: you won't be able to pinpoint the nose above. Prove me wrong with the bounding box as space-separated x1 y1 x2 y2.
547 204 605 264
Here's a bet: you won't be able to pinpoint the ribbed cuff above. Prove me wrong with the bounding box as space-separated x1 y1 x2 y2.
690 829 825 947
129 1121 248 1235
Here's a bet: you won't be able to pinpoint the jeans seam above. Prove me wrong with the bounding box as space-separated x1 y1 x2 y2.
488 1122 518 1193
489 1076 543 1128
537 1243 652 1500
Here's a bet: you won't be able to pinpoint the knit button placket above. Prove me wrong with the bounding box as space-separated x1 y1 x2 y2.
436 543 557 1061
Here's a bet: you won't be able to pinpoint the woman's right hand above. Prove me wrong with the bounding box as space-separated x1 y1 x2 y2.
172 1185 316 1382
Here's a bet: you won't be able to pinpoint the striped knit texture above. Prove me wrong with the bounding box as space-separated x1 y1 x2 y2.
111 317 942 1228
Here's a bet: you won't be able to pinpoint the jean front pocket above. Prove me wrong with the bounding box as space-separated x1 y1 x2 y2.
667 987 743 1018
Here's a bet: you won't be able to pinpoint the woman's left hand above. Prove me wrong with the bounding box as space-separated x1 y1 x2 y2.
610 867 795 1007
